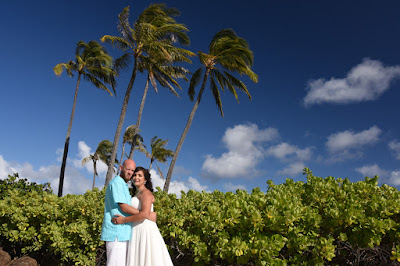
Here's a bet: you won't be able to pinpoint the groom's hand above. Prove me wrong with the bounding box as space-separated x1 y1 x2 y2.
112 214 125 225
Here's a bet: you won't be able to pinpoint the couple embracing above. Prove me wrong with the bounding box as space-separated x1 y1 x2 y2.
100 159 173 266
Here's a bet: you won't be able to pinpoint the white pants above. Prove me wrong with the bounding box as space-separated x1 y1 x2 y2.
106 238 128 266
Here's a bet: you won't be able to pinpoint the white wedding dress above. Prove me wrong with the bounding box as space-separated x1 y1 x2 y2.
126 196 173 266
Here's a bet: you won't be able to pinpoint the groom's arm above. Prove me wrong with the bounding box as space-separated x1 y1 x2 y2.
119 203 139 215
118 202 157 222
113 191 156 223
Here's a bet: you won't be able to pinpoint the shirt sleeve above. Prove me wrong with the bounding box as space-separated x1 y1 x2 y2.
110 178 130 205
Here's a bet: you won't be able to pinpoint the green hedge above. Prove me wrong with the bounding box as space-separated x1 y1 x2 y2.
0 175 104 265
0 170 399 265
156 168 400 265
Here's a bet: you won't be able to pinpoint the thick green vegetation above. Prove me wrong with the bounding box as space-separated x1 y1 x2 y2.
0 170 399 265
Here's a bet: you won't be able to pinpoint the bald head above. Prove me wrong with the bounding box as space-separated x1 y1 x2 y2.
120 159 136 183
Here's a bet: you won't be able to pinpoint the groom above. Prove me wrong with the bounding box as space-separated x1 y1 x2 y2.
100 159 156 266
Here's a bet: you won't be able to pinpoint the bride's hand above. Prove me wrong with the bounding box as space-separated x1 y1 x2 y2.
111 214 125 225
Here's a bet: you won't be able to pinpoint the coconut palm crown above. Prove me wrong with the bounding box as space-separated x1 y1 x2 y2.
164 29 258 192
144 136 173 181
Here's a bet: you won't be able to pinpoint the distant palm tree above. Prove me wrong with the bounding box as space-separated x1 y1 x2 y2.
118 125 136 173
164 29 258 193
117 125 145 174
127 128 145 160
101 4 192 185
82 140 114 190
144 136 173 180
54 40 116 197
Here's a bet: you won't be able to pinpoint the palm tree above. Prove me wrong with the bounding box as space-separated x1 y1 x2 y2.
101 4 193 185
144 136 173 180
118 125 136 173
117 125 145 174
54 40 116 197
128 56 192 159
127 127 145 159
82 140 114 190
164 29 258 193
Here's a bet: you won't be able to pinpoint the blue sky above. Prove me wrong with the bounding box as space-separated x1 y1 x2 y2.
1 0 399 196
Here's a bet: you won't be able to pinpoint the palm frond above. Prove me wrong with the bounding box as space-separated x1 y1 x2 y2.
223 71 251 100
114 53 133 74
150 136 173 165
213 69 228 93
53 62 75 77
82 156 93 166
188 68 203 101
210 73 224 116
117 6 136 45
82 73 113 95
156 164 165 180
148 73 158 92
95 140 113 165
123 125 139 143
100 35 130 51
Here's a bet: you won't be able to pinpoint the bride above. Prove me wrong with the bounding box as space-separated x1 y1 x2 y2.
112 167 173 266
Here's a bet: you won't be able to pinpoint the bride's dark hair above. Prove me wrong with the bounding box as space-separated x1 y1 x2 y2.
131 166 153 195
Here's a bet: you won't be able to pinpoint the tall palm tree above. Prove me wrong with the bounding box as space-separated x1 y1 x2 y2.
101 4 193 185
164 29 259 193
82 140 114 190
128 56 192 159
144 136 173 180
54 40 116 197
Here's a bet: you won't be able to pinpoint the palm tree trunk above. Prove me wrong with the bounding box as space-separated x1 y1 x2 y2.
149 158 154 170
92 160 97 190
164 70 210 193
129 75 150 159
105 58 139 185
118 142 126 175
58 73 82 197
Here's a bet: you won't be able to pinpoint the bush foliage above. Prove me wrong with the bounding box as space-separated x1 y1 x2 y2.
0 170 399 265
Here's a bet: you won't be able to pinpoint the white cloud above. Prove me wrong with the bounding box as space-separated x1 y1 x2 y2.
303 58 400 106
186 176 209 192
71 141 92 169
388 171 400 186
56 148 63 162
355 164 400 187
389 140 400 160
150 169 210 197
0 155 18 178
201 124 279 179
266 143 312 161
0 141 108 195
0 155 92 195
326 126 381 153
277 162 306 176
72 141 109 175
169 165 191 176
222 124 279 152
264 142 311 176
355 164 387 178
223 182 247 192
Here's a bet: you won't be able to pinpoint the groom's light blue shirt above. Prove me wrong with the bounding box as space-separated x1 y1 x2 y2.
100 175 132 241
